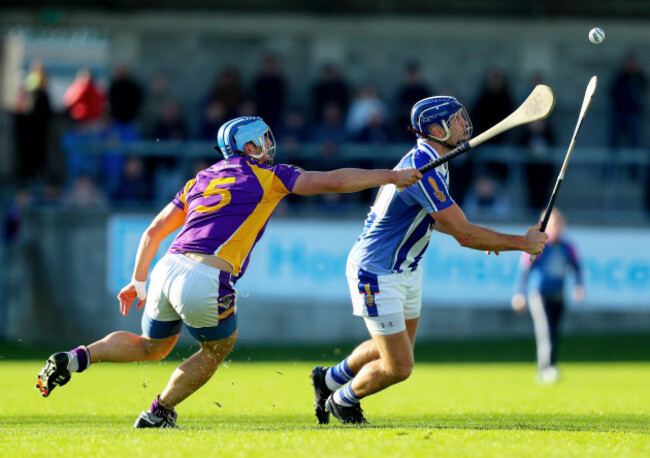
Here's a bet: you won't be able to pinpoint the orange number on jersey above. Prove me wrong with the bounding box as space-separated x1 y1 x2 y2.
195 177 236 213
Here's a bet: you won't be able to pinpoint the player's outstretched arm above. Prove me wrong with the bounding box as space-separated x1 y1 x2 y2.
432 204 548 255
117 203 186 316
291 168 422 196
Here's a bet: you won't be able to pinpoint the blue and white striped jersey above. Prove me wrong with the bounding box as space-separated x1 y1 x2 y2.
349 140 455 274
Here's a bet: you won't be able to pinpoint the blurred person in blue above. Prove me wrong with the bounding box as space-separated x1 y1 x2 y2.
311 96 549 425
312 102 349 145
356 111 392 144
34 115 423 429
511 208 584 384
462 174 512 221
112 156 152 207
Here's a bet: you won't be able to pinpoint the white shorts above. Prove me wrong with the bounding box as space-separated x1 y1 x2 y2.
143 253 237 342
346 257 423 325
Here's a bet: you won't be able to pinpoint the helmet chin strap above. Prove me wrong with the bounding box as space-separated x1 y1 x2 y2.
407 126 456 150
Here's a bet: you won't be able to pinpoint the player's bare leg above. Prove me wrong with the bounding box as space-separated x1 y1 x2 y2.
351 329 415 397
159 331 238 407
347 318 419 372
36 332 178 398
317 318 418 424
133 331 238 429
88 332 179 363
325 329 414 424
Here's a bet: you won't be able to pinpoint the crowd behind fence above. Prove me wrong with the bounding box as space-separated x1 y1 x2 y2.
3 50 650 241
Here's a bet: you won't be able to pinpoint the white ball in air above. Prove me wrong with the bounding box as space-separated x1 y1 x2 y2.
589 28 605 44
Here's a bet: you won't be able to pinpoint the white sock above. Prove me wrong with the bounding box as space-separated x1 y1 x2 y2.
325 358 355 391
66 352 79 373
325 369 344 391
333 389 352 406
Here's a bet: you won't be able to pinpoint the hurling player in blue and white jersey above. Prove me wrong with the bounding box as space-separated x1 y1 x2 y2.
311 96 550 425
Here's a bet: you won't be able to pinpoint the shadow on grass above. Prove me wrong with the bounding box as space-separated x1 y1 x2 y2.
6 412 649 435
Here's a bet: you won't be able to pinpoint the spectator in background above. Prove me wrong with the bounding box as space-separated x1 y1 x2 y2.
200 67 244 139
472 68 514 143
311 63 350 122
462 174 512 221
346 83 389 139
395 61 432 141
61 70 107 186
112 156 152 206
312 102 349 145
356 112 391 144
108 64 143 124
99 119 142 197
63 68 105 124
153 101 189 141
472 68 515 181
511 209 584 384
140 72 175 138
252 54 286 130
13 60 52 182
519 118 556 211
275 106 308 157
60 175 109 210
200 100 227 140
610 55 647 149
204 67 244 121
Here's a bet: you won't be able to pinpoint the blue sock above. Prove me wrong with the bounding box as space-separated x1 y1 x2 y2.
333 383 361 407
325 357 356 391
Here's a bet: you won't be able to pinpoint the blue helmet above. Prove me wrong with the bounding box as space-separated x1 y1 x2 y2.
216 116 276 163
410 96 473 146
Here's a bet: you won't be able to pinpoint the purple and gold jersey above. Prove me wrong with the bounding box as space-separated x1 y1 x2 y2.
168 156 303 277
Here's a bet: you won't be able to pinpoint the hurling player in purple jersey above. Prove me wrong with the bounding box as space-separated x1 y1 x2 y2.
310 97 549 425
35 116 422 428
512 209 584 384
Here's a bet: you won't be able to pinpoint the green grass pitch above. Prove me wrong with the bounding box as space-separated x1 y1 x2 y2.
2 352 649 457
